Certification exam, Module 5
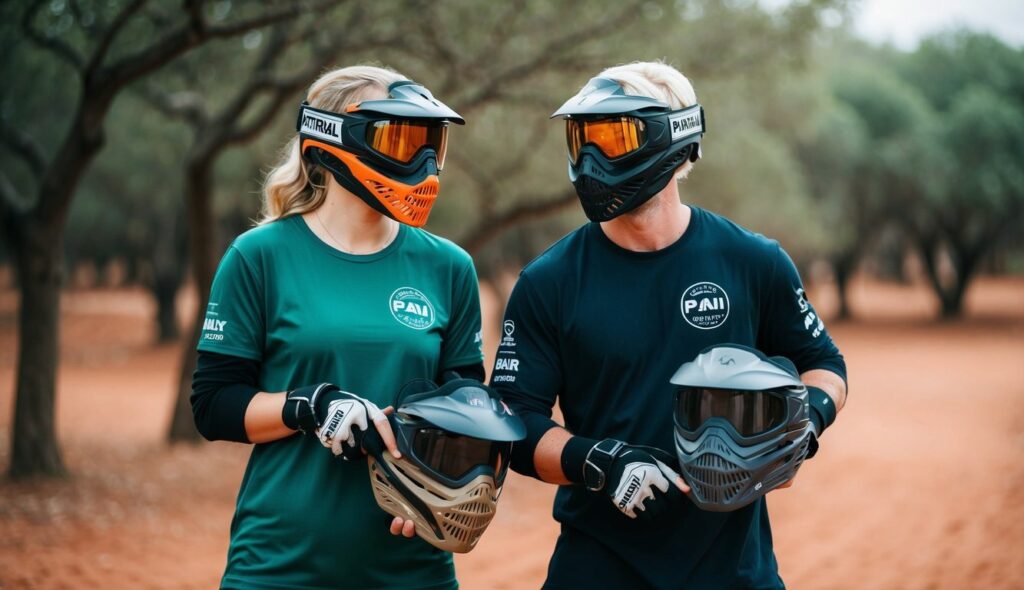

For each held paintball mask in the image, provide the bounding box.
[550,77,706,222]
[362,376,526,553]
[670,345,812,512]
[296,80,465,227]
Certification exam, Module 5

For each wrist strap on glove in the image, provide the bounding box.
[583,439,625,491]
[806,386,836,459]
[283,383,340,433]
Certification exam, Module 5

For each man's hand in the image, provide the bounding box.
[598,442,690,520]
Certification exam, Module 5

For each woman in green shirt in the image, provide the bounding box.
[191,65,483,590]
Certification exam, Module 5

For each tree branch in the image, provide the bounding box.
[224,90,297,146]
[137,85,207,126]
[84,0,149,76]
[453,3,643,113]
[203,0,339,39]
[21,0,85,70]
[0,115,48,176]
[94,0,337,99]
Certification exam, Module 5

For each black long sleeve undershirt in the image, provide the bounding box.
[191,351,486,443]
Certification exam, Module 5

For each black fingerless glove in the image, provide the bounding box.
[561,437,683,521]
[282,383,342,433]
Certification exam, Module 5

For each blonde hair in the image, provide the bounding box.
[597,60,699,179]
[259,65,408,224]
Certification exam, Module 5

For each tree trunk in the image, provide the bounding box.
[6,108,102,478]
[938,243,983,319]
[150,204,186,343]
[832,255,855,321]
[168,158,218,442]
[8,221,66,478]
[153,277,180,342]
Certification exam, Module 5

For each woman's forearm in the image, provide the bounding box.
[244,392,297,443]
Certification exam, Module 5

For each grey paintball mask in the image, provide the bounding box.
[670,345,811,512]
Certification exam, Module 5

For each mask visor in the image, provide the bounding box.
[566,116,646,164]
[675,388,787,437]
[410,427,512,484]
[366,120,449,169]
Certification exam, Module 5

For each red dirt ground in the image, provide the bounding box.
[1,276,1023,589]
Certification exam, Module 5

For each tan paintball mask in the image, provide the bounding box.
[362,376,526,553]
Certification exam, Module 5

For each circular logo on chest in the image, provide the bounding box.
[680,282,730,330]
[389,287,435,330]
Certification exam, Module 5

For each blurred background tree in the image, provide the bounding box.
[0,0,342,477]
[2,0,1023,477]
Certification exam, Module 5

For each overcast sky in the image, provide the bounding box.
[853,0,1024,48]
[758,0,1024,49]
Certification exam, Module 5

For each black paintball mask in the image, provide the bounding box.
[363,375,526,553]
[551,77,706,222]
[670,345,812,512]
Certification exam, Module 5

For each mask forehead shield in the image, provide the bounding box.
[354,80,465,124]
[398,380,527,442]
[671,344,802,391]
[551,77,669,118]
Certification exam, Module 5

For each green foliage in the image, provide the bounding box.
[8,1,1022,305]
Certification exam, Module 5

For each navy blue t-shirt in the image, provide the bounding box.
[491,207,846,589]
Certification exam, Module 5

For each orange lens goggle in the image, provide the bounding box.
[566,117,646,164]
[367,120,449,170]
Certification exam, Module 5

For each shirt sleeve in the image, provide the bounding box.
[490,273,564,476]
[197,245,265,361]
[439,257,484,370]
[757,244,847,382]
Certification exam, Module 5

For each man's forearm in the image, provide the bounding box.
[801,368,847,412]
[534,426,574,485]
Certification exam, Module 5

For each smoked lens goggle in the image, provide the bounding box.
[675,387,787,438]
[367,120,449,170]
[408,427,512,486]
[565,116,646,164]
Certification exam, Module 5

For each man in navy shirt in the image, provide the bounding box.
[490,61,847,589]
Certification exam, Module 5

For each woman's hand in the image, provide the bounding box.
[315,392,401,459]
[372,406,402,459]
[389,516,416,538]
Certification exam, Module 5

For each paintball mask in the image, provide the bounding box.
[551,77,706,221]
[296,80,465,227]
[364,377,526,553]
[670,345,812,512]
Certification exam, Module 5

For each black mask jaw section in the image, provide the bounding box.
[572,143,691,222]
[307,147,396,220]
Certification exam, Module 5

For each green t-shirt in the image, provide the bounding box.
[198,215,483,590]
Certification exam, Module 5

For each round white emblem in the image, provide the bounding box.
[680,282,730,330]
[389,287,435,330]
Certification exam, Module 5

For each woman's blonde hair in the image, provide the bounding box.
[259,65,408,224]
[597,60,699,179]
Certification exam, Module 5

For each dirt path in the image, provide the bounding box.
[1,278,1023,589]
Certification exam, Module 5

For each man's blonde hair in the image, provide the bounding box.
[598,61,699,178]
